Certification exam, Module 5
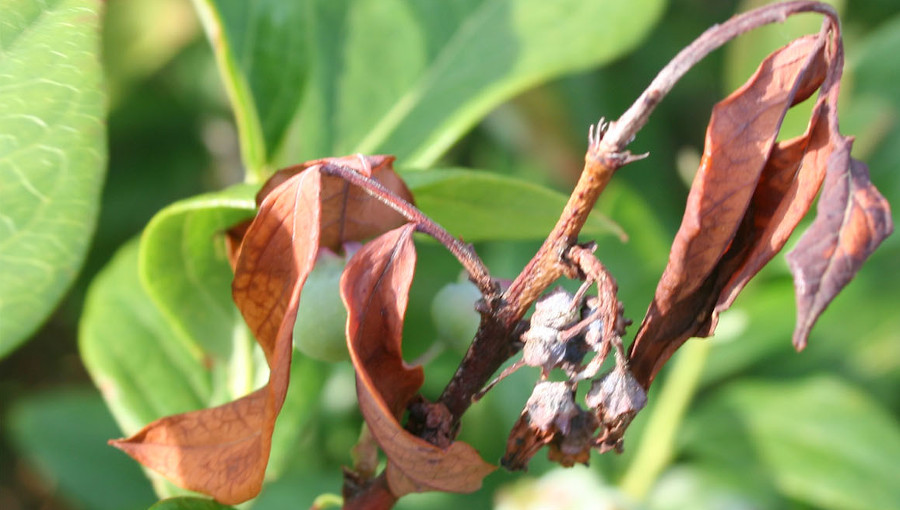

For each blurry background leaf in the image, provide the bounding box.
[403,168,625,242]
[682,376,900,510]
[103,0,200,106]
[5,388,156,510]
[851,13,900,193]
[284,0,666,167]
[0,0,106,357]
[191,0,310,179]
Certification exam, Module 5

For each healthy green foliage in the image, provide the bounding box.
[191,0,309,179]
[404,168,626,241]
[80,241,213,438]
[684,377,900,510]
[0,0,106,356]
[6,389,156,510]
[196,0,666,174]
[138,184,257,360]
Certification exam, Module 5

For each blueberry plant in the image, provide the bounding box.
[106,1,893,507]
[4,1,899,510]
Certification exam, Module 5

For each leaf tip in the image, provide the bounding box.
[792,331,809,352]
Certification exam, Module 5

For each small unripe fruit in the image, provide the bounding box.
[431,277,481,351]
[293,248,351,362]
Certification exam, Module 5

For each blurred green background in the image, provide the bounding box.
[1,0,898,509]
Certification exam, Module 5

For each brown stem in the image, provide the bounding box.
[601,0,839,153]
[321,163,498,300]
[342,471,396,510]
[438,124,629,421]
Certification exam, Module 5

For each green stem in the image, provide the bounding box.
[191,0,269,183]
[618,338,711,500]
[311,493,343,509]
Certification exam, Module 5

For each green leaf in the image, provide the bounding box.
[266,357,328,480]
[850,14,900,172]
[191,0,310,180]
[647,464,780,510]
[853,14,900,107]
[79,240,211,437]
[289,0,666,167]
[6,388,156,510]
[149,497,236,510]
[139,184,257,360]
[403,168,625,241]
[698,279,796,386]
[0,0,107,357]
[683,377,900,510]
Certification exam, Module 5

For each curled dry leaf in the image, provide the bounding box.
[628,32,834,388]
[112,156,415,504]
[257,154,414,251]
[787,139,893,349]
[342,224,495,498]
[112,169,324,504]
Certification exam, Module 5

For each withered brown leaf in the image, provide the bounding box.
[112,168,324,504]
[628,33,830,387]
[342,224,495,497]
[787,138,893,349]
[112,156,416,504]
[257,154,414,251]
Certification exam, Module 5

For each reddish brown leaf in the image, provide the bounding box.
[111,169,324,504]
[257,154,414,251]
[713,107,830,310]
[342,224,495,497]
[232,170,323,362]
[628,34,829,387]
[110,389,272,504]
[787,138,893,349]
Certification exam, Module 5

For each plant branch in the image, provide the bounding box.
[321,163,498,300]
[433,0,844,430]
[600,0,839,154]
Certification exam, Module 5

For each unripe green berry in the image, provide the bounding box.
[431,277,481,351]
[293,248,351,362]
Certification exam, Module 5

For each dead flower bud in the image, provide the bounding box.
[586,365,647,453]
[526,381,580,432]
[502,381,584,470]
[547,407,599,467]
[530,287,580,329]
